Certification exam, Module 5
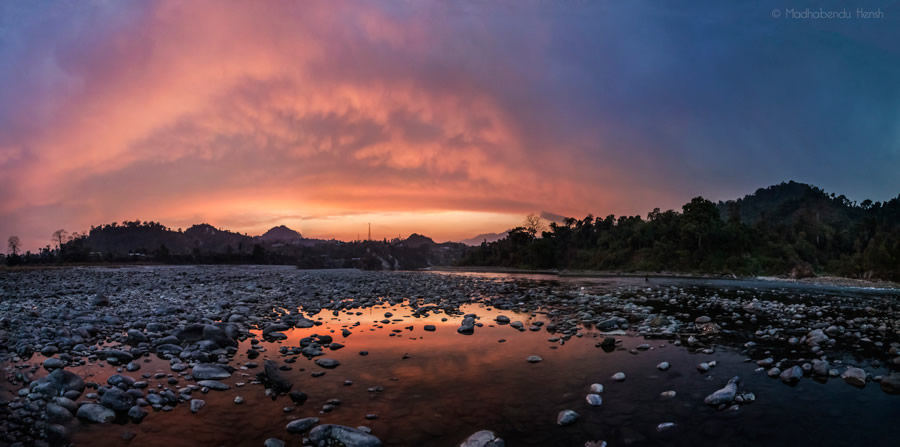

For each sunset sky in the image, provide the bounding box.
[2,1,899,251]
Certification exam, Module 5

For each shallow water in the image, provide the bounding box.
[3,267,898,447]
[63,293,899,447]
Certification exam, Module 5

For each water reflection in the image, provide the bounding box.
[66,297,900,447]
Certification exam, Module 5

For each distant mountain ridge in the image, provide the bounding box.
[459,230,510,246]
[259,225,303,242]
[40,220,467,270]
[401,233,435,248]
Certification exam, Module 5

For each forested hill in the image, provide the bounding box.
[3,221,467,270]
[717,181,866,228]
[459,181,900,281]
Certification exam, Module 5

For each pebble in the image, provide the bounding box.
[557,409,579,426]
[657,422,677,432]
[286,417,319,434]
[460,430,504,447]
[190,399,206,413]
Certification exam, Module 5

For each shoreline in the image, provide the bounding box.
[3,263,898,290]
[428,266,900,290]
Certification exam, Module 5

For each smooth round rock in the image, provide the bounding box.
[286,417,320,434]
[557,410,579,426]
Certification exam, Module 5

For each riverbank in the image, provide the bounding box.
[431,266,900,290]
[756,275,900,290]
[2,266,899,446]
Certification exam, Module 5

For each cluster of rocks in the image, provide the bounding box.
[0,267,898,446]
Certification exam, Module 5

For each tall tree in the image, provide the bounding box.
[523,213,544,239]
[7,236,20,256]
[681,197,720,251]
[52,229,68,250]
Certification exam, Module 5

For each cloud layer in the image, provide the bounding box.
[1,1,898,250]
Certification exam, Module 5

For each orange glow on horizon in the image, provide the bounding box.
[0,0,685,251]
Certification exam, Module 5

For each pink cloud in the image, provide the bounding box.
[0,0,680,251]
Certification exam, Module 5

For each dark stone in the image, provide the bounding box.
[100,387,136,412]
[76,404,115,423]
[191,364,232,380]
[314,358,340,369]
[308,424,382,447]
[286,417,319,433]
[258,360,293,392]
[288,391,308,404]
[33,368,85,396]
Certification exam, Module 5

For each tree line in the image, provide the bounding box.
[2,221,465,270]
[458,182,900,281]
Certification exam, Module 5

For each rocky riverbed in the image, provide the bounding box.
[1,266,899,446]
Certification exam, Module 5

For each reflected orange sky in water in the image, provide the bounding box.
[9,296,891,447]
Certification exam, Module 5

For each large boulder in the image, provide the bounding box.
[191,364,232,380]
[155,344,184,355]
[46,403,74,424]
[308,424,382,447]
[790,262,815,279]
[198,380,230,391]
[704,376,740,406]
[175,323,205,342]
[557,410,579,426]
[263,323,291,337]
[460,430,505,447]
[107,374,136,388]
[806,329,829,348]
[257,360,293,392]
[202,324,237,348]
[100,387,135,412]
[841,367,866,387]
[780,366,803,384]
[457,315,476,334]
[126,329,148,345]
[33,368,85,396]
[812,359,830,376]
[286,417,319,434]
[596,319,618,331]
[880,373,900,395]
[315,358,341,369]
[91,294,110,307]
[76,404,115,423]
[100,349,134,363]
